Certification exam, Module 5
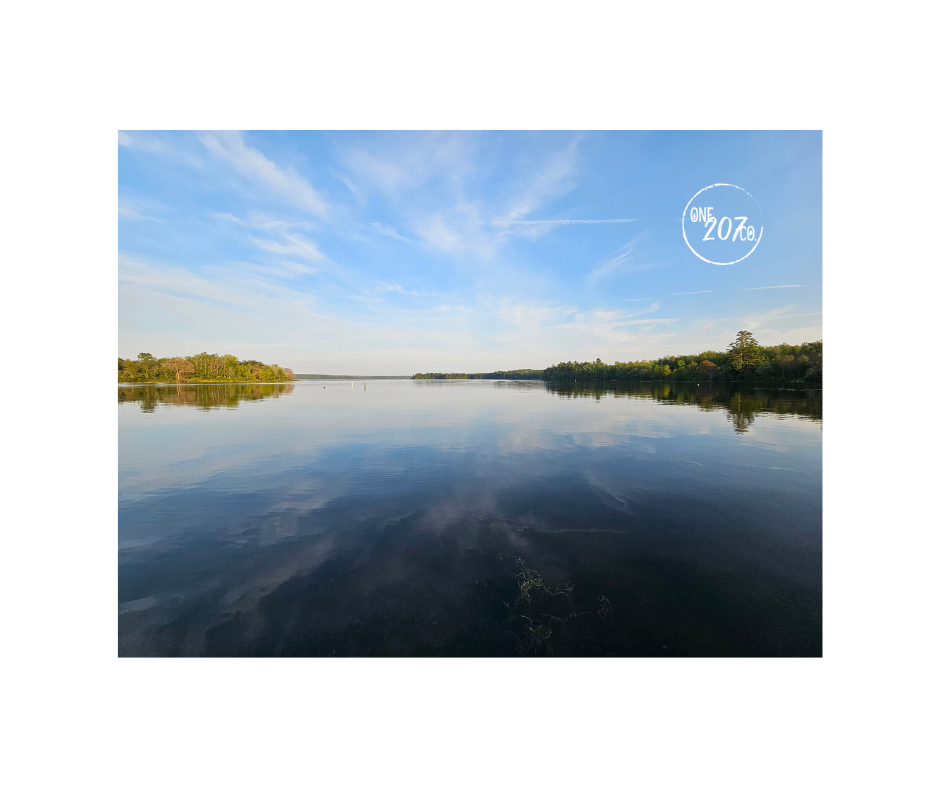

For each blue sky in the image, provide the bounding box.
[118,131,821,373]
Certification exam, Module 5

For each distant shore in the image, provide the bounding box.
[294,374,412,380]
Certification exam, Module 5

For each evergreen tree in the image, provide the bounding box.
[727,330,762,372]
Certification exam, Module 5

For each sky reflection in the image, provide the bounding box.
[119,380,821,656]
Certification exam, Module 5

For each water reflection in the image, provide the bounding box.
[118,383,294,412]
[119,380,822,657]
[546,382,821,433]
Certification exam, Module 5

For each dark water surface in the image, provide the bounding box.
[119,380,822,657]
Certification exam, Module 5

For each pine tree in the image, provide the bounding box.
[727,330,762,372]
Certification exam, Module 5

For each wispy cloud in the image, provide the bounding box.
[379,283,422,295]
[279,261,315,275]
[209,211,244,224]
[697,306,820,335]
[252,233,326,262]
[332,169,363,201]
[491,218,636,227]
[370,223,409,242]
[501,137,580,222]
[119,132,164,154]
[119,198,160,222]
[336,135,602,257]
[588,234,647,282]
[413,215,465,252]
[742,285,803,290]
[118,131,204,168]
[340,133,477,197]
[198,131,328,217]
[210,211,313,232]
[673,290,713,295]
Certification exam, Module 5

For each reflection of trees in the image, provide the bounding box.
[118,383,294,413]
[545,382,821,433]
[725,392,759,433]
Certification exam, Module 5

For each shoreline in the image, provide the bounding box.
[118,379,822,390]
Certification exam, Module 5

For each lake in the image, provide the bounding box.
[118,379,822,657]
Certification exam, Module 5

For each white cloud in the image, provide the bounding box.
[252,233,326,261]
[340,133,477,197]
[673,290,714,295]
[210,211,314,233]
[332,169,363,200]
[500,137,580,222]
[345,148,415,193]
[413,215,464,252]
[118,131,204,168]
[370,223,409,241]
[197,131,328,217]
[280,261,316,275]
[209,211,244,224]
[588,234,648,282]
[118,202,143,220]
[119,198,159,222]
[341,134,590,255]
[491,218,636,227]
[379,283,423,295]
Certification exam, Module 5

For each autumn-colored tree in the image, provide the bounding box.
[699,359,718,380]
[165,357,195,383]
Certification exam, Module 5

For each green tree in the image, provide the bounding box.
[727,330,762,373]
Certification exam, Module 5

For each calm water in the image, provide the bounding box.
[118,380,822,657]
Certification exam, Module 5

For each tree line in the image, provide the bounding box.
[118,352,294,383]
[119,332,820,386]
[413,369,543,380]
[415,333,822,386]
[543,332,821,385]
[294,374,412,380]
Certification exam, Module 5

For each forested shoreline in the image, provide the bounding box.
[413,369,543,380]
[118,352,294,383]
[416,333,822,386]
[119,333,821,387]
